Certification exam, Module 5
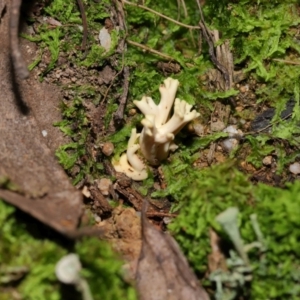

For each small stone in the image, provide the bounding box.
[222,138,238,152]
[99,27,111,51]
[128,108,137,116]
[193,123,205,136]
[94,214,101,223]
[82,186,91,198]
[222,125,243,152]
[211,120,225,132]
[262,156,272,166]
[102,142,114,156]
[97,178,112,196]
[239,85,249,93]
[163,217,173,225]
[289,162,300,174]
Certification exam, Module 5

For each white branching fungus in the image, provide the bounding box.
[113,128,148,181]
[113,77,200,180]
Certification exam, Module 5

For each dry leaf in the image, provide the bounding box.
[136,204,210,300]
[0,4,82,235]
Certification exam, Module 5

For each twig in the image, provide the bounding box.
[273,58,300,65]
[178,0,196,47]
[127,39,176,61]
[101,56,125,105]
[127,39,194,68]
[122,0,200,30]
[146,212,178,218]
[107,0,129,131]
[76,0,88,59]
[113,65,130,126]
[10,0,29,79]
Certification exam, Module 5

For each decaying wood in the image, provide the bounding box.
[206,30,234,91]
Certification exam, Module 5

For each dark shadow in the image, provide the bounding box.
[0,4,6,20]
[9,60,30,115]
[8,0,38,115]
[14,208,75,251]
[13,208,82,300]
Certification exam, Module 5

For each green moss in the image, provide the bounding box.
[0,200,137,300]
[167,163,300,298]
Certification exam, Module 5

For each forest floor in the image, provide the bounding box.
[1,1,300,299]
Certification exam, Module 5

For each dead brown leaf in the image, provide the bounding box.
[0,3,82,235]
[136,204,210,300]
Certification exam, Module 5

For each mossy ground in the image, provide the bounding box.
[2,0,300,299]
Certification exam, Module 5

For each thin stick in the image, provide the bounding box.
[179,0,196,47]
[273,58,300,65]
[146,212,178,218]
[123,0,200,30]
[127,39,177,61]
[76,0,88,59]
[10,0,29,79]
[127,39,194,68]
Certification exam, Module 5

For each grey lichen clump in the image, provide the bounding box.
[113,77,200,180]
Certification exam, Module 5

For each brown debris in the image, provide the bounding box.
[208,229,227,273]
[89,184,113,216]
[157,61,181,75]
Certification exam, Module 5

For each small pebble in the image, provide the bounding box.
[289,162,300,174]
[223,125,243,137]
[222,138,239,152]
[102,142,114,156]
[239,85,249,93]
[262,156,272,166]
[97,178,112,196]
[94,214,101,223]
[82,186,91,198]
[99,27,111,51]
[128,108,137,116]
[42,130,47,137]
[222,125,243,152]
[193,123,205,136]
[163,217,173,225]
[211,120,225,132]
